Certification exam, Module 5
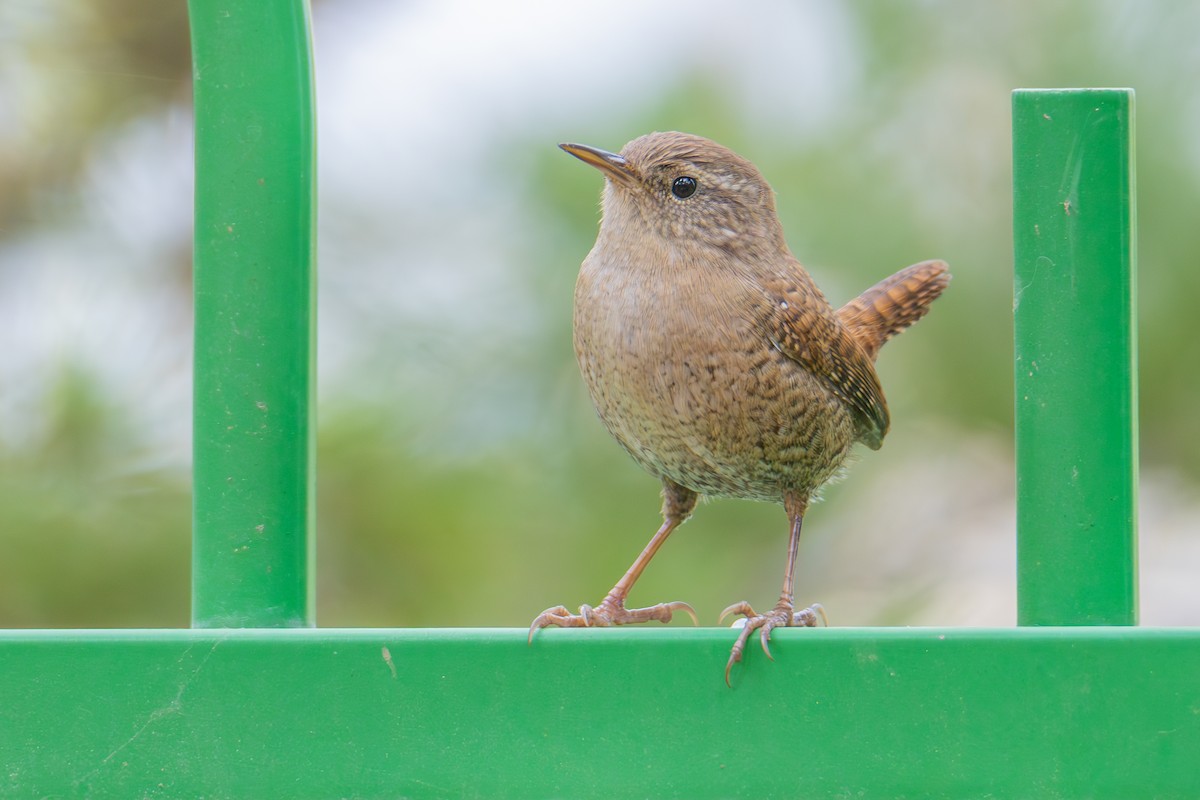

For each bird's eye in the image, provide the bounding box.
[671,176,698,199]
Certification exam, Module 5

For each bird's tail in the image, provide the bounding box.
[838,259,951,361]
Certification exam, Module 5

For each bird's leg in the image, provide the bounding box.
[719,492,825,685]
[529,481,698,641]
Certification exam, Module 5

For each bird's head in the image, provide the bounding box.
[560,131,786,258]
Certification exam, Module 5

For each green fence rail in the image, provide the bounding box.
[1013,89,1139,627]
[190,0,317,629]
[1,2,1194,797]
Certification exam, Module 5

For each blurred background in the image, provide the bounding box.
[1,0,1197,628]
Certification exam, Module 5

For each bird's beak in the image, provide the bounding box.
[559,142,637,185]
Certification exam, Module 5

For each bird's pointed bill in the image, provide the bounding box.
[560,143,637,185]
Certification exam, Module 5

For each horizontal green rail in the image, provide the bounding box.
[4,628,1200,799]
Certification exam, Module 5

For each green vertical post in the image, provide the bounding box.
[188,0,316,627]
[1012,89,1138,626]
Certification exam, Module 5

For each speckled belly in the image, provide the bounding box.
[575,324,858,504]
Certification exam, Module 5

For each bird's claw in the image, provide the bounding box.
[720,600,826,686]
[528,598,697,643]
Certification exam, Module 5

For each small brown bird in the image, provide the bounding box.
[530,131,949,684]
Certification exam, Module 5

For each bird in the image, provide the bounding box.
[528,131,950,685]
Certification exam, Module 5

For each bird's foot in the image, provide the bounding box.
[527,596,697,643]
[718,600,827,686]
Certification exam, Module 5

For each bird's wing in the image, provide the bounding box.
[762,271,890,450]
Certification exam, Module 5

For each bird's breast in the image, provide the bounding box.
[572,251,856,501]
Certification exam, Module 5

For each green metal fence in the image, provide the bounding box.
[190,0,317,630]
[1014,89,1139,628]
[2,2,1195,797]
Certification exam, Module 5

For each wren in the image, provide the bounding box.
[529,131,950,684]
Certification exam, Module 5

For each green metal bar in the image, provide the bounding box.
[188,0,316,627]
[3,628,1199,797]
[1013,89,1138,626]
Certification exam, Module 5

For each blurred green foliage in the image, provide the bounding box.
[0,363,189,625]
[2,1,1197,628]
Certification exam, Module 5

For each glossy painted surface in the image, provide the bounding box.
[1013,89,1138,627]
[4,627,1199,798]
[189,0,317,628]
